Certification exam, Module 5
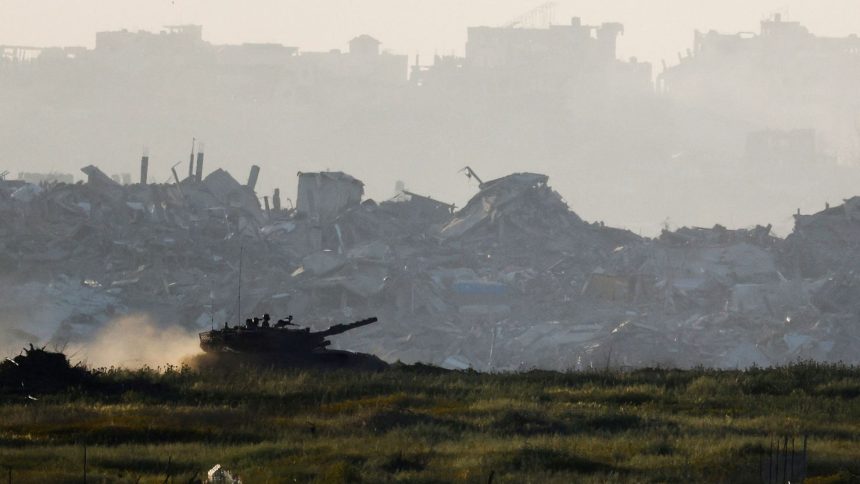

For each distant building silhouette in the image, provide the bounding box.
[659,14,860,163]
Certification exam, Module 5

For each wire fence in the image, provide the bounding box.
[760,434,807,484]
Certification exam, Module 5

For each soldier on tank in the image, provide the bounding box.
[275,315,294,328]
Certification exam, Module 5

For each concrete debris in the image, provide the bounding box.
[2,159,860,371]
[10,183,43,202]
[296,171,364,223]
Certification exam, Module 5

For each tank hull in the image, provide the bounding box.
[189,349,389,371]
[199,327,326,354]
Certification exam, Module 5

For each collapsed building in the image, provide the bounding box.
[1,156,859,371]
[6,15,860,239]
[0,16,664,228]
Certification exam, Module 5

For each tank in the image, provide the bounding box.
[198,316,378,355]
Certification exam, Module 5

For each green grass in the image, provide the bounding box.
[0,361,859,483]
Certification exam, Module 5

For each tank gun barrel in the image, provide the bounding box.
[317,317,378,337]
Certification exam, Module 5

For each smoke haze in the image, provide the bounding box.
[3,2,860,370]
[71,314,200,369]
[4,0,860,66]
[3,2,860,234]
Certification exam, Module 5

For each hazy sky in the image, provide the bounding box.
[3,0,860,69]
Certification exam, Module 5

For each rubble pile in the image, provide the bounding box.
[1,163,859,370]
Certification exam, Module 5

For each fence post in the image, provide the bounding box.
[788,435,794,482]
[803,434,809,478]
[772,437,777,484]
[162,455,172,484]
[761,434,809,484]
[83,443,87,483]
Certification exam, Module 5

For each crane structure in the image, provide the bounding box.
[503,2,558,29]
[459,166,485,188]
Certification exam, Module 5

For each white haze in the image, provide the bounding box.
[2,1,860,234]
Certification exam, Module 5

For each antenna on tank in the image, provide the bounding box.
[236,245,244,322]
[210,288,215,331]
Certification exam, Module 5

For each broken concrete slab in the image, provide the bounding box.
[296,171,364,223]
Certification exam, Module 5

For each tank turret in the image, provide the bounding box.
[198,316,378,355]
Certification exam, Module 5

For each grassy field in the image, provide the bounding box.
[0,360,859,483]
